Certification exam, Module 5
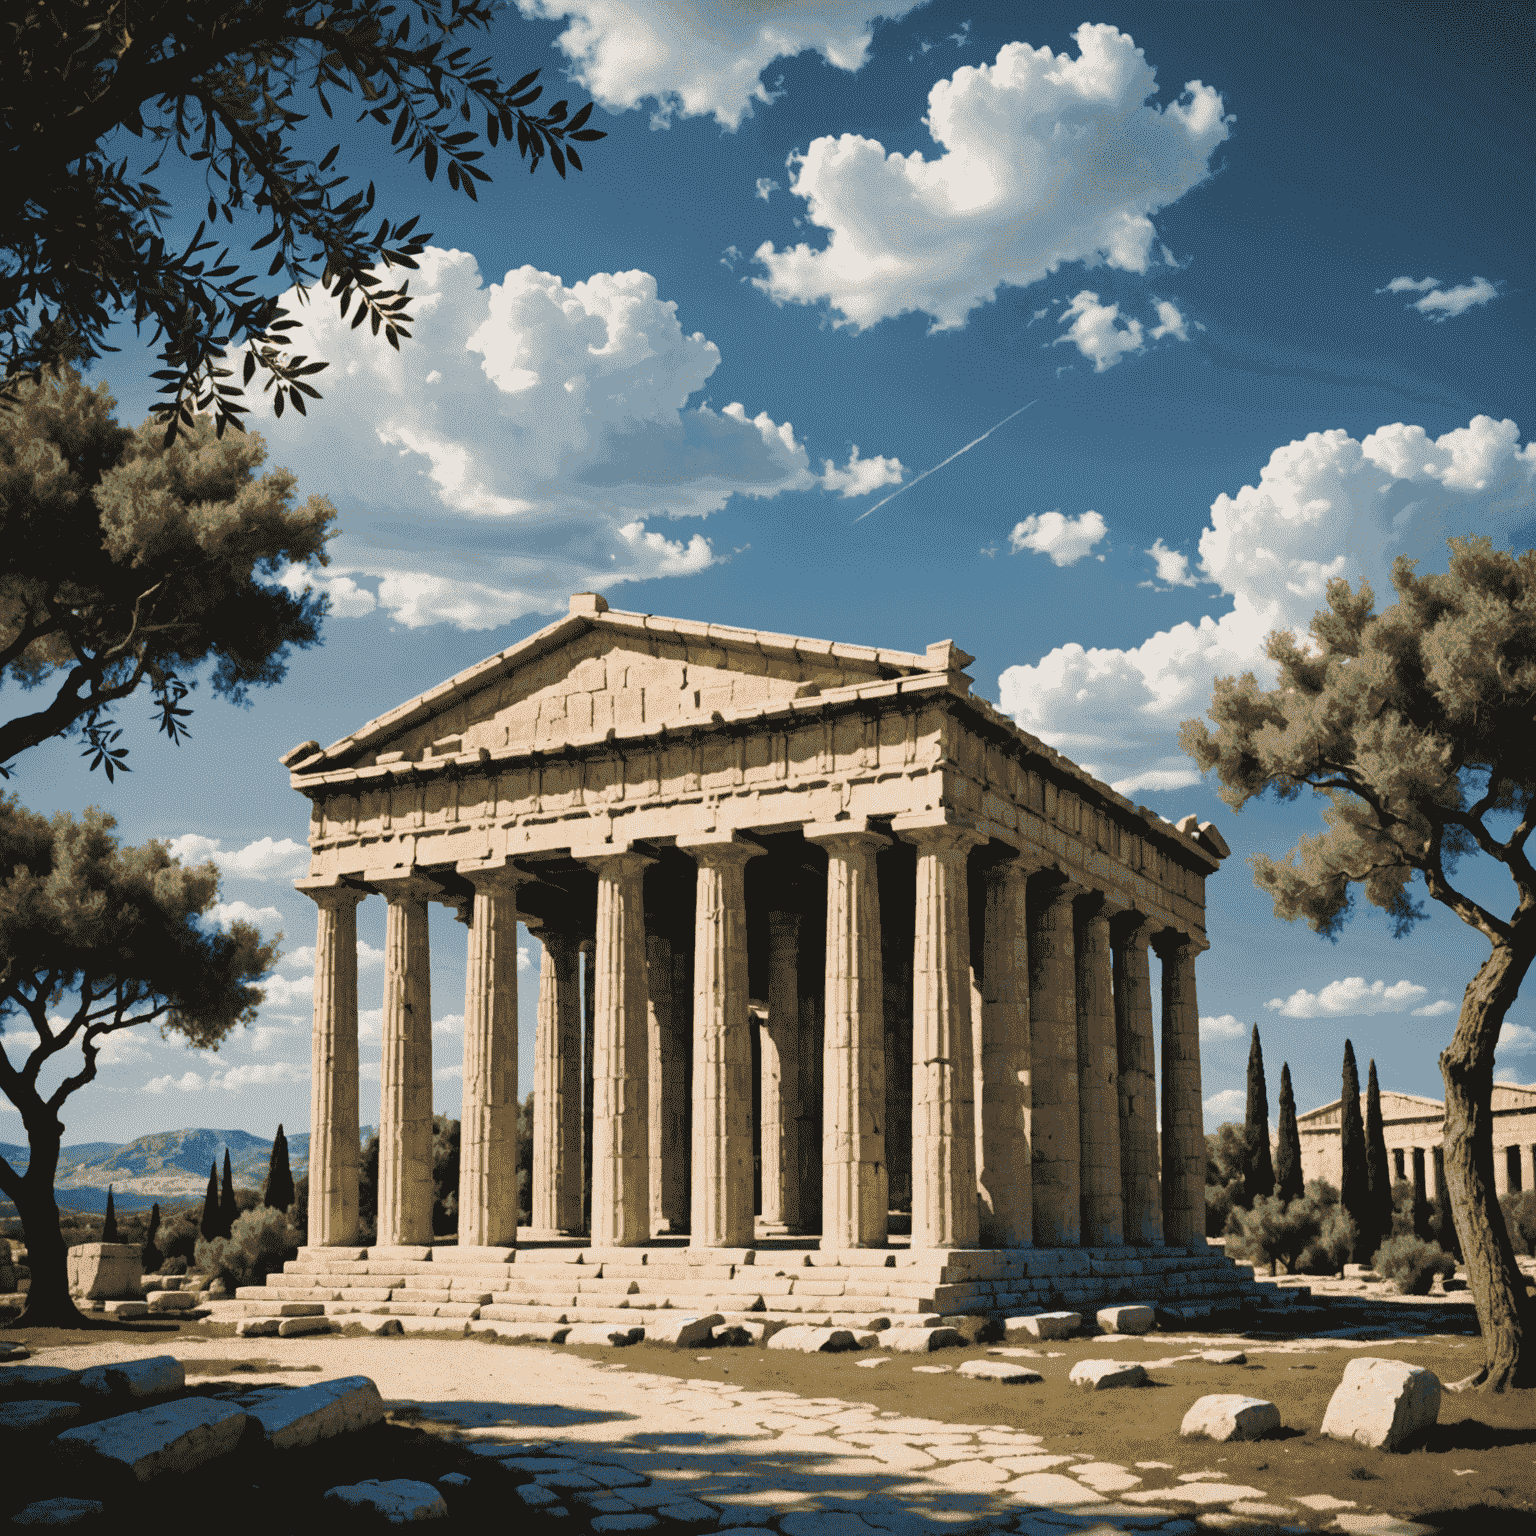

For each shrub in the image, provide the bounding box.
[160,1254,188,1276]
[1373,1234,1457,1295]
[1226,1193,1323,1275]
[1299,1203,1356,1276]
[157,1211,201,1264]
[195,1205,300,1290]
[1500,1189,1536,1257]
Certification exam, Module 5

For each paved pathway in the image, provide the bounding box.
[30,1335,1435,1536]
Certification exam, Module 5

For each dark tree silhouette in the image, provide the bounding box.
[142,1202,163,1273]
[199,1164,221,1241]
[1275,1062,1304,1203]
[1365,1059,1395,1259]
[1241,1025,1275,1206]
[101,1186,118,1243]
[1340,1041,1369,1262]
[218,1149,237,1239]
[264,1123,295,1211]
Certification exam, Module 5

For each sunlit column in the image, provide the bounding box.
[978,854,1032,1248]
[1113,914,1163,1245]
[531,926,582,1234]
[1156,931,1207,1248]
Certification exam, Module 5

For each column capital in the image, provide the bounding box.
[1031,867,1088,904]
[803,818,890,852]
[1077,889,1132,922]
[1152,927,1210,958]
[890,813,987,855]
[1110,908,1156,947]
[295,877,366,910]
[581,847,656,880]
[677,831,764,867]
[456,856,529,895]
[366,869,444,903]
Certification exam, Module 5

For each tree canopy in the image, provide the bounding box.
[2,1,604,438]
[0,367,334,777]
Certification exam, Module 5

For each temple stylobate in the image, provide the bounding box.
[285,595,1231,1261]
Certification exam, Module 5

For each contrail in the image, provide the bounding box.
[853,399,1039,523]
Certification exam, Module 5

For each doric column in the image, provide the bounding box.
[760,910,803,1232]
[1113,914,1163,1245]
[1156,932,1207,1248]
[374,875,436,1247]
[679,833,762,1248]
[531,927,582,1233]
[1076,895,1124,1247]
[647,932,688,1234]
[896,816,987,1252]
[978,855,1032,1248]
[1431,1144,1446,1207]
[1411,1146,1428,1220]
[1494,1143,1510,1197]
[585,849,653,1247]
[456,863,523,1249]
[807,824,890,1250]
[1029,874,1082,1247]
[301,881,365,1247]
[581,942,595,1233]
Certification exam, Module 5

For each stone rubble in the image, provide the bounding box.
[1179,1393,1283,1442]
[1320,1357,1441,1452]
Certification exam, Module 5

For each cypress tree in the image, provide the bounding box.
[264,1124,295,1212]
[142,1203,162,1273]
[102,1186,118,1243]
[218,1149,237,1238]
[1275,1062,1304,1203]
[1339,1039,1370,1263]
[1241,1025,1275,1206]
[199,1163,220,1239]
[1365,1060,1394,1260]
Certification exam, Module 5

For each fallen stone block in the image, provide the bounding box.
[514,1483,564,1510]
[100,1300,148,1320]
[0,1398,82,1436]
[1321,1357,1441,1451]
[564,1323,644,1346]
[278,1314,335,1337]
[324,1479,447,1523]
[1200,1350,1248,1365]
[881,1326,961,1353]
[957,1359,1042,1384]
[0,1366,78,1401]
[1069,1359,1148,1391]
[471,1320,569,1343]
[1097,1304,1155,1336]
[67,1243,142,1301]
[357,1316,405,1337]
[246,1374,384,1450]
[719,1318,787,1346]
[946,1314,1004,1345]
[1008,1311,1080,1340]
[591,1516,658,1533]
[75,1356,184,1402]
[642,1313,721,1348]
[394,1315,462,1336]
[766,1325,857,1354]
[9,1497,105,1527]
[1180,1394,1282,1442]
[145,1290,198,1313]
[235,1318,281,1338]
[54,1397,246,1485]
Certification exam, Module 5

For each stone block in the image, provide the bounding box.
[723,1318,788,1346]
[514,1484,563,1510]
[1179,1394,1282,1442]
[945,1314,1004,1344]
[563,1323,643,1346]
[100,1300,148,1319]
[75,1356,184,1401]
[0,1398,82,1435]
[1097,1304,1155,1335]
[145,1290,198,1312]
[471,1320,570,1342]
[641,1313,722,1348]
[66,1244,142,1301]
[395,1316,464,1336]
[247,1375,384,1449]
[881,1326,961,1353]
[1008,1311,1080,1339]
[1200,1350,1248,1365]
[235,1317,281,1337]
[55,1397,246,1485]
[355,1316,404,1336]
[324,1479,447,1523]
[440,1247,516,1264]
[1321,1357,1441,1451]
[367,1246,434,1263]
[957,1360,1042,1384]
[0,1366,78,1401]
[8,1497,105,1526]
[766,1326,856,1353]
[278,1314,335,1337]
[1069,1359,1147,1391]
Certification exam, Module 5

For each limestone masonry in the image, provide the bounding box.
[282,597,1239,1295]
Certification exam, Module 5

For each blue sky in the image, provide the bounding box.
[4,1,1534,1152]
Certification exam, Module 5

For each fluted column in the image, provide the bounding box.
[1076,895,1123,1246]
[581,941,595,1233]
[680,833,762,1248]
[1113,915,1163,1245]
[648,932,688,1234]
[1030,874,1082,1246]
[979,856,1032,1248]
[302,882,365,1247]
[1157,932,1207,1248]
[456,864,523,1249]
[807,825,889,1250]
[760,910,803,1232]
[374,875,436,1247]
[897,817,987,1252]
[532,927,583,1233]
[586,849,653,1247]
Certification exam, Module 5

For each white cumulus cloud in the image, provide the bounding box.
[1203,1087,1245,1123]
[820,445,905,498]
[514,2,917,129]
[1379,275,1441,295]
[1055,291,1144,372]
[756,177,781,201]
[1200,1014,1247,1041]
[1411,999,1456,1018]
[1008,509,1107,567]
[998,414,1536,792]
[1266,977,1428,1019]
[1378,274,1498,320]
[1497,1022,1536,1058]
[166,833,309,881]
[206,900,284,932]
[144,1061,305,1093]
[754,25,1229,331]
[260,973,313,1011]
[1146,538,1199,587]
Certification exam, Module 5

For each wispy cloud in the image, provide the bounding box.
[1266,977,1427,1018]
[1200,1014,1247,1041]
[1378,274,1499,321]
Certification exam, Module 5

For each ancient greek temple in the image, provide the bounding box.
[285,596,1230,1259]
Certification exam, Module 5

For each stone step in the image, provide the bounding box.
[238,1285,340,1303]
[477,1303,646,1326]
[381,1301,482,1319]
[205,1300,326,1319]
[392,1288,491,1306]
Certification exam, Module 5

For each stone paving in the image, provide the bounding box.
[24,1333,1439,1536]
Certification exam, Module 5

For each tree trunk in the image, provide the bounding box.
[1440,935,1536,1391]
[0,1120,87,1329]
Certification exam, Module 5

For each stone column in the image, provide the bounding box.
[1029,875,1082,1247]
[302,882,365,1247]
[532,927,583,1234]
[1076,895,1124,1247]
[1157,932,1207,1248]
[760,910,803,1232]
[1412,1146,1428,1220]
[374,875,436,1247]
[897,817,987,1252]
[1113,915,1163,1245]
[978,856,1031,1248]
[586,850,653,1248]
[456,865,523,1249]
[647,932,688,1234]
[1431,1144,1446,1207]
[1494,1144,1510,1197]
[581,942,595,1233]
[807,825,890,1250]
[680,834,762,1248]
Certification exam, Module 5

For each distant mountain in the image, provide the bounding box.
[1,1142,119,1177]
